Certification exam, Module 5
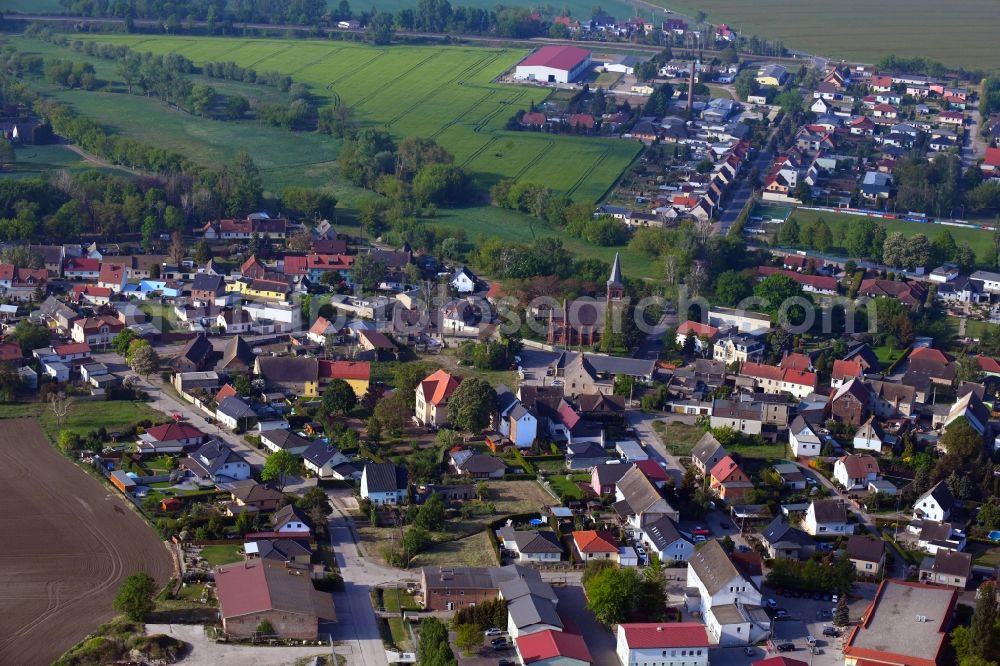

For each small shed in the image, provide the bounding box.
[161,497,183,511]
[110,470,136,493]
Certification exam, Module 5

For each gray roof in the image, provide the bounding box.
[457,453,506,475]
[497,572,558,603]
[257,355,319,384]
[918,481,956,513]
[642,515,687,550]
[262,429,310,451]
[497,528,563,554]
[607,252,623,288]
[507,594,563,630]
[925,549,971,577]
[846,535,885,563]
[302,440,343,467]
[691,432,726,466]
[253,538,311,561]
[593,463,630,486]
[422,566,497,591]
[186,439,247,475]
[220,335,255,369]
[217,396,255,420]
[846,580,956,661]
[363,462,408,493]
[762,515,813,549]
[272,504,310,531]
[688,540,747,596]
[810,499,848,523]
[559,351,656,378]
[191,273,224,292]
[567,441,610,461]
[616,465,664,515]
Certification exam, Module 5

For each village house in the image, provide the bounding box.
[803,499,853,536]
[739,362,817,399]
[691,432,727,476]
[834,454,880,490]
[361,462,408,505]
[919,550,972,589]
[614,465,679,529]
[709,456,753,501]
[414,369,462,427]
[572,530,621,563]
[71,314,124,345]
[789,416,823,457]
[913,481,956,522]
[260,429,311,456]
[761,515,815,560]
[214,560,333,640]
[615,623,709,666]
[225,480,284,514]
[591,463,630,496]
[301,440,348,479]
[136,422,204,455]
[686,540,766,646]
[0,263,47,301]
[182,439,251,483]
[846,534,886,576]
[640,515,693,563]
[496,528,563,563]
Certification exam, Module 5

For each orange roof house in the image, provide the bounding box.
[572,530,619,561]
[415,369,463,427]
[709,456,753,500]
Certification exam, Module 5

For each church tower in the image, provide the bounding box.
[606,252,624,302]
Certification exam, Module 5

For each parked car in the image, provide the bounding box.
[766,598,777,609]
[693,535,707,543]
[491,637,508,647]
[817,609,832,620]
[832,594,839,603]
[777,642,796,652]
[498,660,513,666]
[485,628,504,636]
[806,635,817,646]
[775,610,790,619]
[823,626,839,637]
[692,526,710,536]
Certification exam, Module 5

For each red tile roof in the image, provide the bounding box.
[975,355,1000,374]
[420,369,462,405]
[909,346,951,365]
[309,316,333,336]
[676,320,719,338]
[710,455,746,483]
[985,146,1000,168]
[319,360,370,381]
[516,629,592,664]
[832,359,864,381]
[52,342,90,356]
[98,262,125,284]
[215,384,238,403]
[619,622,708,649]
[758,266,838,292]
[145,422,204,442]
[635,459,669,483]
[63,256,101,272]
[568,113,595,129]
[780,352,812,372]
[521,111,547,126]
[573,530,619,553]
[837,453,880,479]
[519,45,591,71]
[0,342,21,362]
[741,361,817,388]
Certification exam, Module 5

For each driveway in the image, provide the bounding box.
[554,585,617,665]
[145,624,336,665]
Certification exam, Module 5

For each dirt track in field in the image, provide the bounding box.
[0,418,173,665]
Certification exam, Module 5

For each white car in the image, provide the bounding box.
[551,379,564,386]
[693,535,707,543]
[484,628,504,636]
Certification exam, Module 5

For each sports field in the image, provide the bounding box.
[776,207,996,263]
[656,0,1000,70]
[70,35,640,202]
[0,418,173,665]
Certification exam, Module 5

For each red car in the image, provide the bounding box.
[692,526,710,536]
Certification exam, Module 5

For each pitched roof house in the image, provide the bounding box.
[415,369,462,427]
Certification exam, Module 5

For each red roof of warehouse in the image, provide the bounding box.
[619,622,708,648]
[519,45,591,71]
[516,629,592,663]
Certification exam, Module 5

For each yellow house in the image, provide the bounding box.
[631,84,654,95]
[319,360,371,397]
[255,356,320,397]
[756,64,788,87]
[225,280,248,294]
[244,278,289,302]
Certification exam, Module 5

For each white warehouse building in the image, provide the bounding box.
[514,45,592,84]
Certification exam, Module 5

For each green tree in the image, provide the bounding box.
[882,232,907,267]
[194,239,212,264]
[938,417,984,459]
[235,509,258,535]
[128,341,160,378]
[447,377,497,432]
[224,151,262,216]
[112,328,138,357]
[753,273,808,321]
[352,253,387,293]
[584,565,641,625]
[10,320,50,354]
[454,623,481,655]
[402,526,430,564]
[256,619,276,636]
[415,492,446,531]
[367,11,395,44]
[714,270,751,306]
[323,378,357,415]
[834,594,850,626]
[418,617,456,665]
[261,449,298,490]
[112,572,157,621]
[778,217,801,246]
[970,582,998,658]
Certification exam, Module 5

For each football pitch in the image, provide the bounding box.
[72,35,640,202]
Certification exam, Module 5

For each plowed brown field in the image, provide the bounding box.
[0,418,173,664]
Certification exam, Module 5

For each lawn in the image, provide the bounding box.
[653,0,1000,70]
[199,544,245,566]
[380,587,420,613]
[779,207,997,264]
[872,344,906,368]
[0,144,131,181]
[652,420,708,457]
[546,473,591,501]
[0,399,164,441]
[728,441,788,460]
[60,34,640,203]
[410,530,499,568]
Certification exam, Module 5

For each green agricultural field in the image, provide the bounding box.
[346,0,641,22]
[781,207,996,264]
[654,0,1000,70]
[68,34,640,202]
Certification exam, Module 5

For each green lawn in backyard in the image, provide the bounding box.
[199,544,245,566]
[652,0,1000,71]
[971,543,1000,568]
[139,301,180,333]
[546,473,591,501]
[0,144,131,181]
[60,34,640,203]
[778,207,996,264]
[728,441,788,460]
[0,399,164,441]
[381,587,421,613]
[409,530,499,568]
[652,420,708,457]
[872,344,906,368]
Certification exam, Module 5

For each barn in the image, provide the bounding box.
[514,46,592,84]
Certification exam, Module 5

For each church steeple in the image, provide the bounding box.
[607,252,624,301]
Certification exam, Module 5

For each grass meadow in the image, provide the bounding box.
[65,34,640,202]
[654,0,1000,70]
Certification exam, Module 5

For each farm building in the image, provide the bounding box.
[514,46,592,84]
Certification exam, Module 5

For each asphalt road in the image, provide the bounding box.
[717,149,772,235]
